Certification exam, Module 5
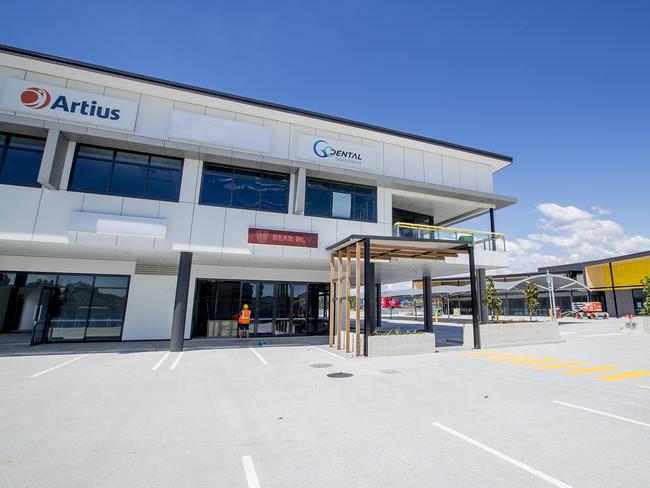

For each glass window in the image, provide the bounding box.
[0,272,16,286]
[25,274,56,287]
[305,178,376,222]
[261,174,289,212]
[215,281,241,320]
[94,276,130,288]
[49,278,94,341]
[0,134,46,188]
[199,164,289,213]
[85,287,127,339]
[147,157,182,201]
[69,156,112,193]
[332,190,352,219]
[69,145,182,202]
[110,160,147,197]
[354,186,376,222]
[232,170,261,209]
[305,179,331,217]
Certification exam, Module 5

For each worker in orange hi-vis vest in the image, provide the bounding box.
[238,303,252,338]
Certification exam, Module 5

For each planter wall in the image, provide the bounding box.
[467,321,562,348]
[366,332,436,357]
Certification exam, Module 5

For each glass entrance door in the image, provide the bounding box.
[31,287,54,345]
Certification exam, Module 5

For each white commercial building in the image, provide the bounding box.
[0,45,515,347]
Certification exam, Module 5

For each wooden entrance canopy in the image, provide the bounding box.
[325,235,479,356]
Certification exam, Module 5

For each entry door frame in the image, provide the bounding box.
[31,286,56,345]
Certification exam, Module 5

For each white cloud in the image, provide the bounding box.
[505,203,650,273]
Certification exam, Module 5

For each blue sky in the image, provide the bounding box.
[2,0,648,270]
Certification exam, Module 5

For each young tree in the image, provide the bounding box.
[524,281,540,322]
[483,276,503,321]
[640,276,650,316]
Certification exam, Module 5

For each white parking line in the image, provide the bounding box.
[553,401,650,428]
[580,333,621,338]
[559,332,579,335]
[169,352,184,370]
[241,455,261,488]
[30,354,88,378]
[432,422,573,488]
[248,347,268,365]
[152,351,170,371]
[637,385,650,390]
[313,346,345,359]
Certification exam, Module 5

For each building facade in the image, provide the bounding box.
[0,45,515,344]
[541,251,650,317]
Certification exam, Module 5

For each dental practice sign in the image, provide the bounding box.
[295,133,377,172]
[0,78,138,131]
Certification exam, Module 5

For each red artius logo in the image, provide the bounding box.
[20,87,51,109]
[18,86,122,120]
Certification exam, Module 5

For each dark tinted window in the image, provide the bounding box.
[200,164,289,213]
[69,145,182,201]
[305,178,376,222]
[0,133,46,187]
[305,179,331,217]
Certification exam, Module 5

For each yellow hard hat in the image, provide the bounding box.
[243,304,249,310]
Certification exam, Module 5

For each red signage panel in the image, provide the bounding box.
[248,228,318,248]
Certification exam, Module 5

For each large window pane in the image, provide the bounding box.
[85,287,126,339]
[69,145,182,202]
[147,166,181,201]
[94,276,129,288]
[354,186,376,222]
[200,167,233,206]
[69,157,112,193]
[332,191,352,219]
[305,179,331,217]
[232,170,261,209]
[0,148,43,187]
[110,162,147,196]
[261,174,289,212]
[49,280,93,341]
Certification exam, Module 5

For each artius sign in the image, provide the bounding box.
[0,78,138,131]
[248,228,318,248]
[294,133,377,172]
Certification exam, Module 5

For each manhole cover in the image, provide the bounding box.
[310,363,333,368]
[327,372,353,378]
[380,369,401,375]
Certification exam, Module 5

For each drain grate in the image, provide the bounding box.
[327,372,353,378]
[310,363,333,368]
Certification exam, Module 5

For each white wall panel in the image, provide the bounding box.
[135,95,173,139]
[222,208,256,257]
[179,158,200,203]
[423,152,444,185]
[122,274,176,340]
[309,216,338,260]
[263,119,291,159]
[459,159,478,191]
[189,204,226,253]
[442,156,461,188]
[156,201,194,251]
[33,190,83,243]
[476,163,492,193]
[383,143,405,179]
[0,185,41,241]
[404,148,424,182]
[77,193,123,247]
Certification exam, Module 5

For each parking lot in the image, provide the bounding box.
[1,317,648,488]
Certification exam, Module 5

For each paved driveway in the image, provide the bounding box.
[1,318,648,487]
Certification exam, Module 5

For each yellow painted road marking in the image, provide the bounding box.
[535,362,585,370]
[597,370,650,381]
[563,366,617,375]
[509,358,560,365]
[487,355,537,362]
